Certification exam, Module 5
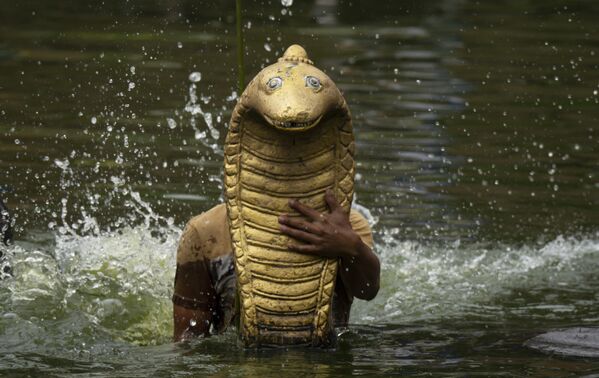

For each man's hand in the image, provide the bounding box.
[278,189,361,263]
[278,189,380,300]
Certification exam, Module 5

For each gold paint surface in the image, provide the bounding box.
[225,45,355,347]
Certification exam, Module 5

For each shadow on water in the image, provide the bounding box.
[1,0,599,375]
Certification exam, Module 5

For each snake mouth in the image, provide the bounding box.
[263,114,323,131]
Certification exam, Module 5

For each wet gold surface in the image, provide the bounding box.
[224,45,355,346]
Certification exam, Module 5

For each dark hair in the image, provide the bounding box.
[0,199,12,246]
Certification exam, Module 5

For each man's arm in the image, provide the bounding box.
[278,189,380,300]
[172,224,217,341]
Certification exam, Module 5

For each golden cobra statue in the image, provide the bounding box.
[224,45,355,347]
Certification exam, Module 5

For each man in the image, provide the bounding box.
[172,190,379,341]
[172,45,380,342]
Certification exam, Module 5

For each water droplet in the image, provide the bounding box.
[91,117,97,125]
[189,319,197,326]
[166,118,177,129]
[128,82,135,90]
[54,159,70,170]
[177,42,183,48]
[226,91,238,101]
[281,0,293,6]
[264,43,272,52]
[130,66,136,75]
[189,72,202,83]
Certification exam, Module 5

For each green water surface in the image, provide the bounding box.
[1,0,599,376]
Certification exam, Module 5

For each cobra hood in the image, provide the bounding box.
[224,45,355,347]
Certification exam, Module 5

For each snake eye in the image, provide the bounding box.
[305,75,321,89]
[266,77,283,90]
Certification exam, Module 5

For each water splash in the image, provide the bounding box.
[4,141,184,345]
[1,198,181,346]
[184,72,222,156]
[3,225,598,349]
[352,233,599,323]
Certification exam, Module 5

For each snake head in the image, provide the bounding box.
[244,45,342,132]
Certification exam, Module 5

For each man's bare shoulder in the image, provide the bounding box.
[177,203,232,264]
[187,203,227,234]
[349,209,374,249]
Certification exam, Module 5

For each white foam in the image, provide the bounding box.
[3,210,598,345]
[351,232,599,323]
[2,224,180,346]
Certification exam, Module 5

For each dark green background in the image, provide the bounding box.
[1,0,598,375]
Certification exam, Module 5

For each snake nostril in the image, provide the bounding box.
[296,111,309,121]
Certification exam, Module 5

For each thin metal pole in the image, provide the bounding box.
[236,0,245,94]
